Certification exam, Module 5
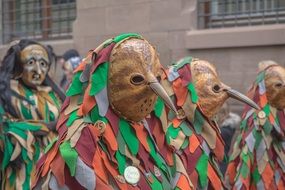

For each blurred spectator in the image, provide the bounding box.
[215,102,241,175]
[60,49,82,90]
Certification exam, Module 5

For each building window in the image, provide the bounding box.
[198,0,285,29]
[2,0,76,44]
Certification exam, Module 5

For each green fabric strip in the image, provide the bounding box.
[187,83,198,103]
[240,161,249,178]
[193,109,204,134]
[44,137,58,154]
[20,102,33,120]
[66,72,84,96]
[113,33,142,43]
[7,121,42,132]
[59,141,79,176]
[115,151,126,175]
[252,167,261,184]
[119,119,139,155]
[49,91,61,109]
[196,153,209,189]
[167,124,180,139]
[9,171,16,187]
[174,57,192,71]
[256,71,265,84]
[89,62,109,96]
[154,97,165,118]
[66,110,80,127]
[148,173,163,190]
[179,121,193,136]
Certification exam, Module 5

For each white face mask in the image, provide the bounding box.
[20,44,50,88]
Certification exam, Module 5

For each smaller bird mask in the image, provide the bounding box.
[260,61,285,109]
[191,59,259,118]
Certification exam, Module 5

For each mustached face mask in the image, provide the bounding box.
[20,44,50,88]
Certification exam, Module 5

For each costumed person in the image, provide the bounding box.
[0,39,65,190]
[226,60,285,189]
[59,49,82,91]
[155,57,259,189]
[216,102,241,175]
[33,33,193,190]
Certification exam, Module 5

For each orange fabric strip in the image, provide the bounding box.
[177,174,192,190]
[132,123,150,152]
[103,124,118,151]
[260,93,268,108]
[189,134,200,153]
[262,163,274,189]
[208,163,222,190]
[172,78,188,107]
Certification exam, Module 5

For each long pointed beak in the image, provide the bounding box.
[224,88,260,110]
[147,73,178,114]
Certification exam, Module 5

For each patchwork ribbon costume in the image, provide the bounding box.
[0,40,64,190]
[156,57,259,189]
[226,62,285,189]
[33,34,192,190]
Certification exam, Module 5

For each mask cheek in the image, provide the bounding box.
[21,70,34,86]
[40,68,48,81]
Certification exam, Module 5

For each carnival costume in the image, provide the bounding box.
[226,62,285,189]
[0,40,65,190]
[33,34,193,190]
[157,57,259,189]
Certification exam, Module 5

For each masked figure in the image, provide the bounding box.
[153,57,259,189]
[226,61,285,189]
[59,49,82,91]
[0,40,65,190]
[33,33,193,190]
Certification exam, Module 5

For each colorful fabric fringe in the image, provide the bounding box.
[33,34,192,190]
[0,80,61,190]
[156,57,225,189]
[226,68,285,189]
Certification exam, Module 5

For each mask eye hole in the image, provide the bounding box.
[27,59,35,65]
[40,61,48,68]
[130,73,145,85]
[212,84,221,93]
[275,83,283,88]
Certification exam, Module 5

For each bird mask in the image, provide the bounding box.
[192,59,259,118]
[108,37,177,121]
[163,57,259,121]
[261,62,285,109]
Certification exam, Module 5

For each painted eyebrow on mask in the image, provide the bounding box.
[25,56,50,65]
